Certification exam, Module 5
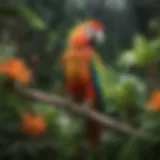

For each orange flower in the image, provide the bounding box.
[20,113,47,136]
[146,89,160,112]
[0,58,32,85]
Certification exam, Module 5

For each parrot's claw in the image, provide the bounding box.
[65,96,74,108]
[81,101,92,113]
[66,96,73,103]
[66,96,78,112]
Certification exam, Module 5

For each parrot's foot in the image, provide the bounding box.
[66,96,74,104]
[66,96,75,107]
[66,96,78,112]
[81,101,92,113]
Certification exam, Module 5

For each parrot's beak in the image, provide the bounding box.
[95,30,105,44]
[86,28,105,47]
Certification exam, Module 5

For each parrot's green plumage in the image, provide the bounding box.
[90,53,117,110]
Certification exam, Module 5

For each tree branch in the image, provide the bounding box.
[15,85,149,139]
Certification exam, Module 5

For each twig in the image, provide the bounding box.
[15,85,149,139]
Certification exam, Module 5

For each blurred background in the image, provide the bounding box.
[0,0,160,159]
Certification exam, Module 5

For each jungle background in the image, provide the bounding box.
[1,0,160,159]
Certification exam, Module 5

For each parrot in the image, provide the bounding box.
[61,20,111,149]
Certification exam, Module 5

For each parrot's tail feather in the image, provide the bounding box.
[85,119,102,149]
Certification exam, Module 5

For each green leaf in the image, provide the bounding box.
[108,74,147,109]
[117,137,141,160]
[133,35,148,53]
[0,5,47,30]
[140,112,160,141]
[133,35,149,66]
[117,50,136,69]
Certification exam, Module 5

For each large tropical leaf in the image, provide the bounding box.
[0,5,47,30]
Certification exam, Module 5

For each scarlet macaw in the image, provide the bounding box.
[61,20,109,149]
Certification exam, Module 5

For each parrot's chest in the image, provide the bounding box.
[63,52,91,83]
[62,48,93,98]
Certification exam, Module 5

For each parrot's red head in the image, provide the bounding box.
[67,20,105,48]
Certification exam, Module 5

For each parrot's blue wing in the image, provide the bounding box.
[90,53,117,111]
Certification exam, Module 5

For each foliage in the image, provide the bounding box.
[0,1,160,160]
[117,34,160,68]
[0,5,48,30]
